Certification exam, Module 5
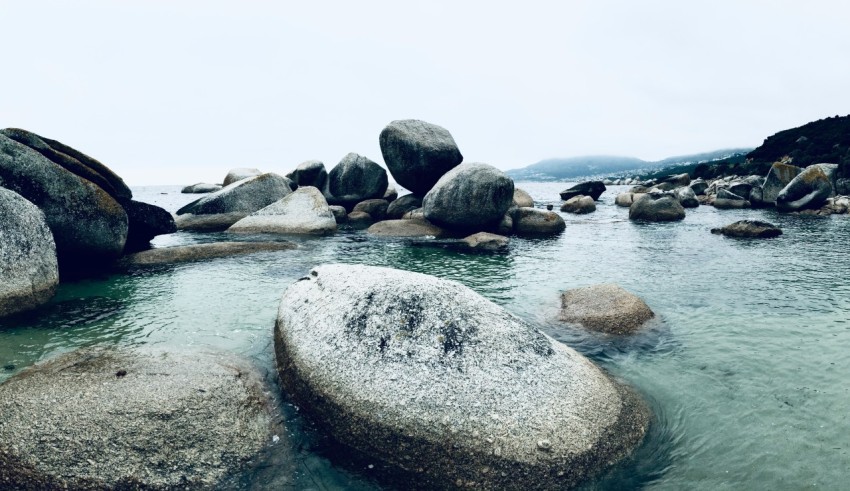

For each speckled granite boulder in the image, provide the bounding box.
[274,264,649,490]
[0,347,277,490]
[422,163,514,232]
[326,153,388,208]
[629,192,685,221]
[379,119,463,196]
[176,173,293,229]
[287,160,327,189]
[674,186,700,208]
[762,162,802,204]
[0,187,59,317]
[0,134,128,266]
[223,167,262,186]
[559,284,655,335]
[227,186,336,235]
[776,164,834,211]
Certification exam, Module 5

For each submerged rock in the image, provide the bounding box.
[629,192,685,221]
[560,195,596,214]
[327,153,388,208]
[379,119,463,196]
[0,347,276,490]
[422,162,514,232]
[366,219,446,238]
[559,284,655,335]
[118,241,296,267]
[223,167,262,186]
[559,181,606,201]
[776,164,834,212]
[181,183,222,193]
[274,264,649,490]
[0,187,59,318]
[227,187,337,235]
[711,220,783,238]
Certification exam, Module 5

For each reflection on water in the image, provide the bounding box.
[2,183,850,489]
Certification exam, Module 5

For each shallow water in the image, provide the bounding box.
[2,183,849,490]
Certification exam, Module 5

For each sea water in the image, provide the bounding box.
[1,183,848,490]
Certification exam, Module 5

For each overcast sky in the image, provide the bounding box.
[2,0,849,185]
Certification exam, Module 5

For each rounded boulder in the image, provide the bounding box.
[379,119,463,196]
[629,192,685,221]
[559,284,655,335]
[227,186,337,235]
[422,162,514,232]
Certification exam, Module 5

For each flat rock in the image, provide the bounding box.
[422,162,514,232]
[0,187,59,317]
[559,284,655,335]
[227,187,337,235]
[366,219,446,237]
[118,241,296,267]
[0,347,276,490]
[223,167,262,186]
[379,119,463,196]
[182,183,222,193]
[175,212,250,232]
[559,181,606,201]
[274,264,649,490]
[711,220,783,238]
[461,231,509,251]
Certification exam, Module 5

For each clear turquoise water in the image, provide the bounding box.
[1,183,849,490]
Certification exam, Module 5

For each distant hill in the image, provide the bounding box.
[506,148,752,182]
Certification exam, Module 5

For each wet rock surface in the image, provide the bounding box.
[123,200,177,252]
[366,219,447,237]
[711,220,783,238]
[118,241,296,267]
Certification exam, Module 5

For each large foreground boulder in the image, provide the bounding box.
[422,162,514,231]
[0,347,276,490]
[123,200,177,252]
[0,134,128,266]
[274,264,649,490]
[559,181,606,201]
[379,119,463,196]
[227,186,337,235]
[326,153,388,208]
[287,160,327,189]
[559,284,655,335]
[118,241,296,267]
[711,220,782,238]
[0,188,59,318]
[629,192,685,221]
[223,167,262,186]
[776,164,834,212]
[514,207,567,235]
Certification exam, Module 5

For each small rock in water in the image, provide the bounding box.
[711,220,782,238]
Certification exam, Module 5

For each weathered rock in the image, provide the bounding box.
[629,192,685,221]
[713,188,751,209]
[327,153,388,208]
[776,164,834,211]
[1,128,132,202]
[0,347,276,490]
[366,219,447,237]
[288,160,327,189]
[0,134,128,266]
[461,232,509,251]
[383,183,399,202]
[513,207,566,235]
[711,220,782,238]
[118,241,296,267]
[329,205,348,223]
[560,195,596,214]
[175,212,251,232]
[422,163,514,231]
[0,187,58,318]
[653,173,690,191]
[346,211,374,229]
[615,192,643,207]
[352,199,390,222]
[223,167,262,186]
[379,119,463,196]
[674,186,700,208]
[690,178,708,195]
[227,186,337,235]
[728,181,753,200]
[274,264,649,490]
[123,200,177,252]
[513,188,534,208]
[386,194,423,219]
[181,183,222,193]
[559,284,655,335]
[763,162,803,204]
[177,173,292,217]
[559,181,606,201]
[748,185,766,207]
[497,212,514,235]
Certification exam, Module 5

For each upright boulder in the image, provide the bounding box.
[274,264,649,490]
[223,167,262,186]
[629,192,685,221]
[559,284,655,335]
[0,134,128,266]
[326,153,388,208]
[422,162,514,232]
[288,160,327,189]
[227,186,336,235]
[763,162,803,204]
[379,119,463,196]
[0,188,59,317]
[559,181,606,201]
[776,164,834,212]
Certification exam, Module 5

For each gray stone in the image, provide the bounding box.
[383,183,399,202]
[366,219,447,237]
[728,181,753,200]
[674,186,700,208]
[352,199,390,222]
[326,153,388,208]
[497,212,514,235]
[461,232,509,251]
[559,284,655,335]
[713,188,751,209]
[514,207,566,235]
[711,220,782,238]
[123,200,177,252]
[653,173,690,191]
[776,165,834,211]
[0,347,277,490]
[227,186,337,235]
[177,173,292,217]
[386,194,422,219]
[181,183,222,193]
[274,264,649,490]
[615,192,642,207]
[223,167,262,186]
[690,178,708,195]
[175,212,251,232]
[288,160,327,189]
[559,181,606,201]
[379,119,463,196]
[629,192,685,221]
[118,241,296,267]
[0,134,128,267]
[346,211,374,229]
[402,208,426,220]
[329,205,348,223]
[763,162,803,204]
[422,163,514,232]
[560,195,596,214]
[0,188,58,318]
[513,188,534,207]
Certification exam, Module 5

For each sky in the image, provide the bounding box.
[2,0,849,185]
